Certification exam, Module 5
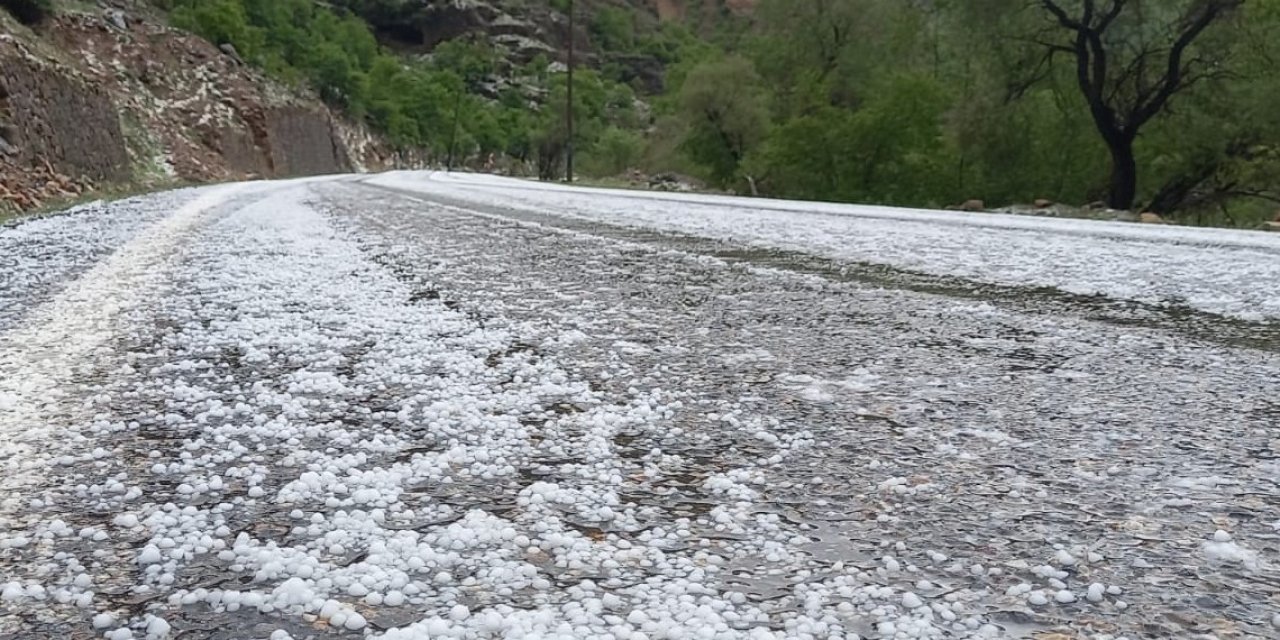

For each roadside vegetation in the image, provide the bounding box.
[153,0,1280,226]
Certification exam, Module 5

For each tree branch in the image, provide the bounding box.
[1130,0,1242,128]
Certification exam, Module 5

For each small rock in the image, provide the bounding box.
[219,43,245,65]
[1034,198,1054,209]
[104,9,128,31]
[1139,212,1165,224]
[958,199,985,212]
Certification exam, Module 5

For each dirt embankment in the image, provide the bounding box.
[0,8,397,214]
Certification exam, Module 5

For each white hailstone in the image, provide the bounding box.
[1027,592,1048,606]
[384,591,405,607]
[319,600,341,619]
[273,578,311,606]
[73,573,93,588]
[137,545,163,565]
[1054,550,1076,566]
[1055,590,1076,604]
[93,613,117,628]
[1,583,25,602]
[270,632,293,640]
[146,616,172,638]
[1271,613,1280,628]
[1086,583,1105,602]
[901,592,923,609]
[450,604,471,621]
[1213,530,1233,543]
[344,612,367,630]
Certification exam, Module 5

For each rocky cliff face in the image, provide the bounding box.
[0,34,129,209]
[0,6,393,214]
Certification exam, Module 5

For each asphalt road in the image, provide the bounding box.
[1,174,1278,640]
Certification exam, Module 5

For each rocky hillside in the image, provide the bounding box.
[342,0,754,93]
[0,2,396,215]
[347,0,754,54]
[0,0,756,216]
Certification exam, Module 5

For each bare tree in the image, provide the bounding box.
[1037,0,1242,210]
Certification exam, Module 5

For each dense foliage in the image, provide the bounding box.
[153,0,1280,225]
[154,0,644,173]
[658,0,1280,224]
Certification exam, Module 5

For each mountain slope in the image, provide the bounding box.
[0,2,393,215]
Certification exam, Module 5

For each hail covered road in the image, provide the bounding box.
[1,173,1279,640]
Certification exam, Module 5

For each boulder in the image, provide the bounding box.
[1139,212,1165,224]
[1260,221,1280,233]
[648,172,696,192]
[958,199,985,212]
[605,52,666,94]
[219,43,245,66]
[103,9,129,32]
[1034,199,1054,209]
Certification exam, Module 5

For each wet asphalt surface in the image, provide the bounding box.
[1,177,1278,640]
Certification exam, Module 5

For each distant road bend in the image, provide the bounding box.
[2,173,1278,640]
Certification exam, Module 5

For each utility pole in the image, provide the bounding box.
[446,88,463,172]
[565,0,575,183]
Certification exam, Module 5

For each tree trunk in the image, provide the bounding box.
[1106,137,1138,211]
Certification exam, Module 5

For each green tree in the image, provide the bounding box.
[584,127,644,176]
[676,56,770,186]
[1035,0,1245,210]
